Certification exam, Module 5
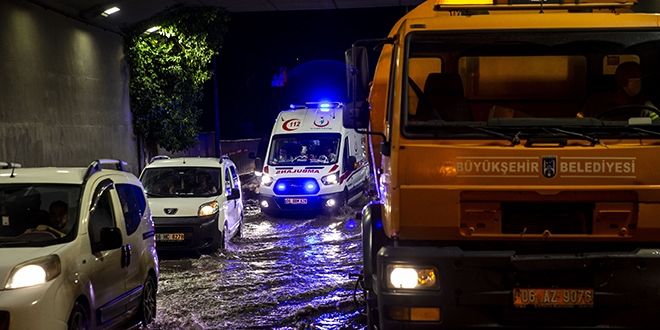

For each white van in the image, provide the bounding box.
[0,159,158,330]
[258,102,370,216]
[139,156,244,254]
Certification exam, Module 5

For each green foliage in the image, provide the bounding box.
[123,5,229,153]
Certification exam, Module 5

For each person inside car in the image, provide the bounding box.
[23,200,68,237]
[191,171,218,195]
[579,61,659,121]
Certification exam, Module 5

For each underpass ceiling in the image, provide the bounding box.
[30,0,425,34]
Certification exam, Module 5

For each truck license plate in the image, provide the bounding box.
[285,198,307,204]
[156,233,185,242]
[513,288,594,308]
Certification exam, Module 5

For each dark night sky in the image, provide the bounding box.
[198,6,413,140]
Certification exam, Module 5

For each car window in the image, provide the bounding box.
[116,183,146,236]
[88,183,116,248]
[0,184,81,246]
[229,166,240,189]
[141,167,221,197]
[224,168,233,195]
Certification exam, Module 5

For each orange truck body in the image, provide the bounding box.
[352,0,660,328]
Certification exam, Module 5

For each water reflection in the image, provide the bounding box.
[149,198,367,329]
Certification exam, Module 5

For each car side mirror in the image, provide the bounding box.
[98,227,122,251]
[227,188,241,200]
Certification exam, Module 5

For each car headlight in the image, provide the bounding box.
[387,265,439,290]
[261,173,273,186]
[6,255,61,289]
[198,201,219,216]
[321,172,339,185]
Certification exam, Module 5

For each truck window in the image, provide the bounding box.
[403,29,660,138]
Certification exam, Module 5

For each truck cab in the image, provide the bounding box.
[348,0,660,328]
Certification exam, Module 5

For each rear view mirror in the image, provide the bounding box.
[343,101,370,129]
[345,46,370,103]
[98,227,122,252]
[345,156,358,172]
[228,188,241,200]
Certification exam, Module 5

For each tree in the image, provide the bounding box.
[123,5,229,157]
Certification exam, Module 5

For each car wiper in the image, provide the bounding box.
[624,126,660,138]
[548,128,608,149]
[474,127,521,146]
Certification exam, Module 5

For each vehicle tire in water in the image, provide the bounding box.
[139,275,157,326]
[68,300,89,330]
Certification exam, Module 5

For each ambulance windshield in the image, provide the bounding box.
[268,133,341,166]
[403,29,660,139]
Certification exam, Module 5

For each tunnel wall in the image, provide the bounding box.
[0,0,138,174]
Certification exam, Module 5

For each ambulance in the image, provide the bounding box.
[258,102,370,216]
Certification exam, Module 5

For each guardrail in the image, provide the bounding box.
[156,134,261,176]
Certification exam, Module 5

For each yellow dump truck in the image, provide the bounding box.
[344,0,660,328]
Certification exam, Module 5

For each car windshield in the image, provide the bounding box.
[141,167,222,197]
[403,29,660,140]
[0,184,81,247]
[267,133,341,166]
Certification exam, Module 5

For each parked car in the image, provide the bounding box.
[0,159,159,330]
[139,156,244,254]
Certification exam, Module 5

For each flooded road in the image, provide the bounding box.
[147,176,368,329]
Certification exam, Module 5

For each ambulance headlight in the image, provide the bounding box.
[261,173,273,186]
[386,265,439,290]
[198,201,219,216]
[6,255,61,289]
[321,172,339,185]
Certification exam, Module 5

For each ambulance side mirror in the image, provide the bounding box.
[345,156,358,172]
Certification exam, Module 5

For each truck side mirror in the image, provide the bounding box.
[343,101,370,129]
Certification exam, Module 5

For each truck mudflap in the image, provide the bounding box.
[375,246,660,329]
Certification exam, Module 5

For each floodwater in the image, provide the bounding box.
[147,176,368,330]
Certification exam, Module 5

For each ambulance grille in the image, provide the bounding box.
[501,202,594,235]
[273,178,320,195]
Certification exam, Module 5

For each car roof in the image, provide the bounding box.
[144,157,233,169]
[0,160,140,186]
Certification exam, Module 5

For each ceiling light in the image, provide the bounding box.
[101,7,120,17]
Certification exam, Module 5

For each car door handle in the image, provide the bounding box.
[121,244,132,268]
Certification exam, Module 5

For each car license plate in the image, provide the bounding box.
[513,288,594,308]
[285,198,307,204]
[155,233,185,242]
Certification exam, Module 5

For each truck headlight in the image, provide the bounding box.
[387,265,439,290]
[198,201,219,216]
[261,173,273,186]
[6,255,61,289]
[321,172,339,185]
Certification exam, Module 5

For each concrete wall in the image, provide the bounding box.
[0,1,138,174]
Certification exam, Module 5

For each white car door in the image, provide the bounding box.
[87,179,128,324]
[223,166,238,232]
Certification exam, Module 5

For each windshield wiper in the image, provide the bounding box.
[548,128,608,149]
[474,127,521,146]
[624,126,660,138]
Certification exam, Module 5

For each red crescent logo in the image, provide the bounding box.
[314,117,330,127]
[282,118,301,131]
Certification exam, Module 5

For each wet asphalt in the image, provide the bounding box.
[146,176,368,330]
